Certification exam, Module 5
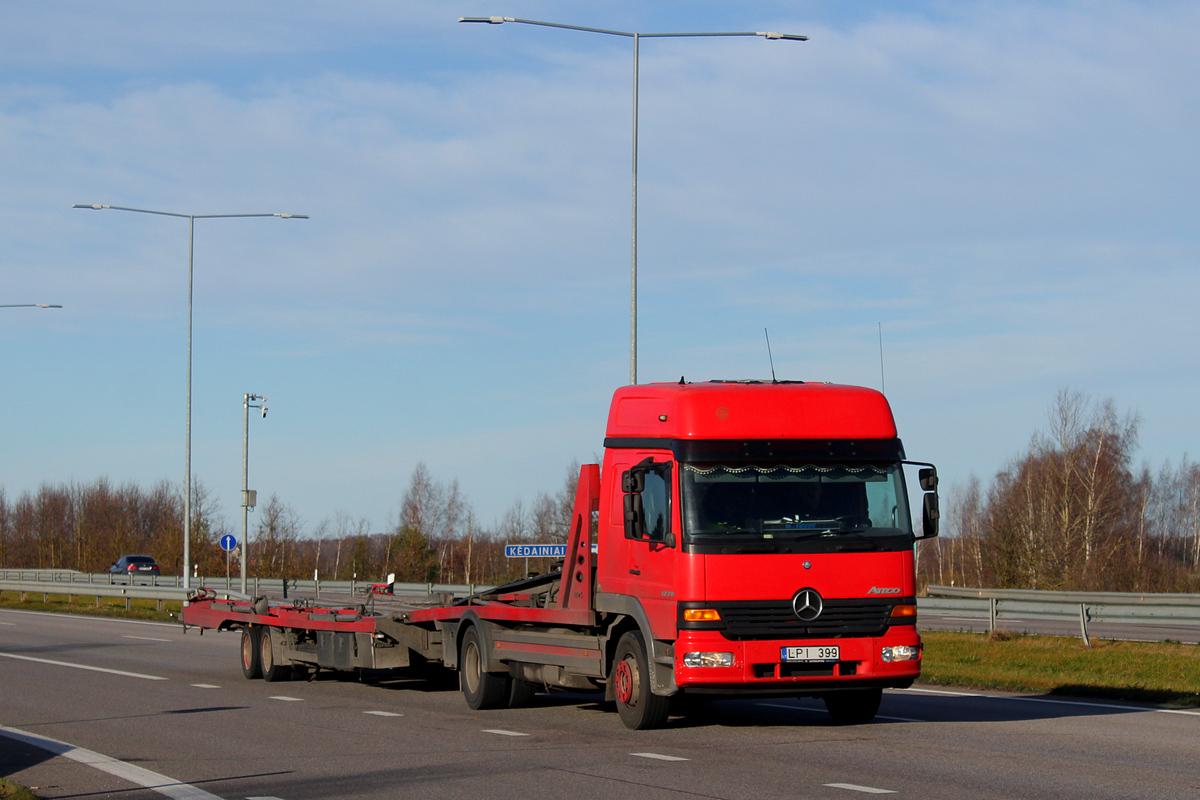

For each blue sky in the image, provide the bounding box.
[2,1,1198,539]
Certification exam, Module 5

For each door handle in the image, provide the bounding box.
[628,568,641,575]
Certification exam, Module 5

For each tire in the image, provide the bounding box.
[240,626,261,680]
[612,631,670,730]
[507,679,537,708]
[459,625,510,710]
[822,688,882,725]
[260,627,292,683]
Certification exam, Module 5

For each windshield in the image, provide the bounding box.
[681,463,912,548]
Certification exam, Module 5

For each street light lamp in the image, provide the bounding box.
[72,203,308,590]
[241,392,267,594]
[0,304,63,309]
[459,17,807,384]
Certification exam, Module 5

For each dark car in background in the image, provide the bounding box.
[109,555,161,576]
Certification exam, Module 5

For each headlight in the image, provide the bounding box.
[880,645,920,662]
[683,651,735,668]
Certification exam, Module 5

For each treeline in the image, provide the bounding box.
[0,463,580,586]
[5,390,1200,593]
[919,390,1200,592]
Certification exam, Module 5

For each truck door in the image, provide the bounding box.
[622,457,678,637]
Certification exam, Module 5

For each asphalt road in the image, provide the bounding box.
[1,608,1197,800]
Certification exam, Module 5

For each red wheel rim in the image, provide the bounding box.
[614,657,634,704]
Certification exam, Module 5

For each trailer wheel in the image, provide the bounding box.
[260,627,292,683]
[613,631,670,730]
[459,625,509,710]
[240,626,261,679]
[822,688,882,725]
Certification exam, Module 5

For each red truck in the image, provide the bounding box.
[183,380,939,729]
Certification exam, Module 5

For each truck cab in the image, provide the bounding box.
[596,380,938,726]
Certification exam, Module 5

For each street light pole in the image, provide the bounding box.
[242,393,266,595]
[72,204,307,590]
[459,17,807,385]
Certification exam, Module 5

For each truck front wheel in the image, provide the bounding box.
[613,631,670,730]
[822,688,882,725]
[240,627,261,679]
[459,626,509,710]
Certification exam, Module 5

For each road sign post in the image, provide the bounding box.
[220,535,238,589]
[504,544,568,578]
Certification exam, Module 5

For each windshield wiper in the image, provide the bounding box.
[787,528,880,551]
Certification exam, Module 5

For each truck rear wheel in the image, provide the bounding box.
[822,688,882,725]
[240,626,261,679]
[507,679,537,708]
[613,631,670,730]
[260,627,292,683]
[460,625,509,710]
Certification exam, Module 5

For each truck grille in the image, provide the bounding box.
[709,598,898,640]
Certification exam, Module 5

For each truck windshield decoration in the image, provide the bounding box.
[681,463,912,549]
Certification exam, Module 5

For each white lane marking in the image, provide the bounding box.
[482,729,529,736]
[124,635,172,642]
[269,696,303,701]
[247,797,288,799]
[824,783,896,794]
[0,724,223,800]
[364,710,403,717]
[902,687,1200,717]
[631,753,689,762]
[756,702,921,723]
[191,684,220,689]
[0,651,166,680]
[0,621,15,625]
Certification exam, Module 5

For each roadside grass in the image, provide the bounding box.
[921,630,1200,707]
[0,779,40,800]
[0,591,181,623]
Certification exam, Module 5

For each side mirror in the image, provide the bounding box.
[905,462,940,539]
[919,467,938,492]
[922,491,940,539]
[624,493,646,540]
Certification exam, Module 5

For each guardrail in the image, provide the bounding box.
[9,571,1191,646]
[924,585,1200,645]
[0,579,247,611]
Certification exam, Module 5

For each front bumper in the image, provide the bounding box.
[672,627,921,692]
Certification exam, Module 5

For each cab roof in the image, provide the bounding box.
[605,380,897,442]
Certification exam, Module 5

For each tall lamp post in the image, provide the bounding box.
[241,392,267,594]
[459,17,807,385]
[72,204,307,590]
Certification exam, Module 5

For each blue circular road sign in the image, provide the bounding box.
[220,534,238,552]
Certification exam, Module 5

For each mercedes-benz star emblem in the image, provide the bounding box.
[792,588,823,622]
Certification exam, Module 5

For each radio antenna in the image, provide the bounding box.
[878,322,886,394]
[764,328,778,383]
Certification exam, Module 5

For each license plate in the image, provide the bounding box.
[781,646,839,662]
